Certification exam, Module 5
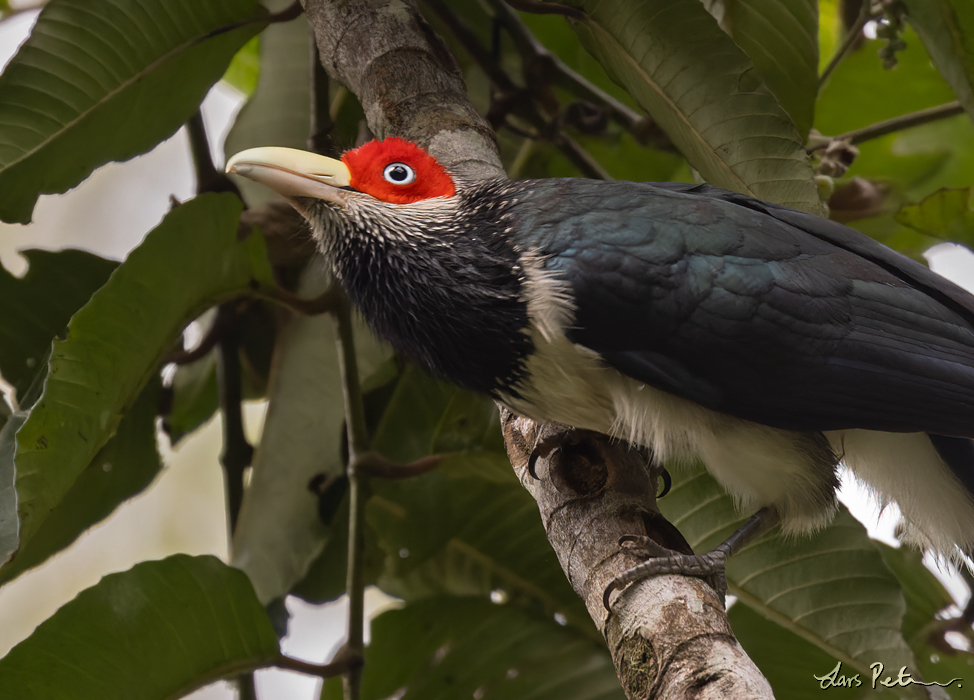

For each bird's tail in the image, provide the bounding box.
[829,430,974,565]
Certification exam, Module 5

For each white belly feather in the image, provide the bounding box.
[500,329,974,556]
[499,331,839,533]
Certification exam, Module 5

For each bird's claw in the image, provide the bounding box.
[657,466,672,498]
[526,428,577,479]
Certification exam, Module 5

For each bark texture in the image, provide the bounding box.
[501,411,773,699]
[303,0,502,180]
[302,1,773,697]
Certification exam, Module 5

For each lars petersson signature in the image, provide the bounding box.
[814,661,962,690]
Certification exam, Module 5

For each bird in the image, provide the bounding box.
[227,136,974,567]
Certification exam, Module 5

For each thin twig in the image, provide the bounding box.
[187,110,240,196]
[188,115,252,531]
[809,101,965,153]
[423,0,517,93]
[355,452,442,479]
[267,0,303,24]
[274,649,361,679]
[261,283,342,316]
[214,303,254,534]
[334,293,370,700]
[238,675,258,700]
[819,1,873,90]
[164,313,225,365]
[309,36,334,155]
[504,0,585,21]
[207,0,303,39]
[335,296,369,459]
[553,131,613,180]
[423,0,616,176]
[488,0,659,142]
[305,25,370,700]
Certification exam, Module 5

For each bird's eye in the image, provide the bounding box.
[382,162,416,185]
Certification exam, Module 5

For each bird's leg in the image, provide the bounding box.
[603,507,779,610]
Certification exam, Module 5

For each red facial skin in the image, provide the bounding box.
[341,137,457,204]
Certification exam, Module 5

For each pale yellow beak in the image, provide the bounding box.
[226,147,352,205]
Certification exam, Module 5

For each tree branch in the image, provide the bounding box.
[500,411,773,699]
[809,101,965,152]
[187,110,239,196]
[214,303,254,534]
[273,649,361,678]
[503,0,585,21]
[303,0,503,179]
[333,293,369,700]
[486,0,663,145]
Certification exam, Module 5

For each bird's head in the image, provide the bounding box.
[225,137,457,214]
[226,137,532,394]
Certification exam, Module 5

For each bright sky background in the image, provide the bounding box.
[0,7,971,699]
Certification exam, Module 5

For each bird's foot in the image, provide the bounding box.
[603,507,780,610]
[603,537,730,610]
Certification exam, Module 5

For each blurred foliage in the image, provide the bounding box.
[1,0,974,699]
[223,35,261,96]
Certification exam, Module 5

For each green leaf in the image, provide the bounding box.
[915,655,974,699]
[0,379,162,584]
[164,351,220,444]
[223,35,261,96]
[164,302,275,445]
[231,268,390,604]
[816,30,958,136]
[353,366,590,625]
[369,453,582,618]
[0,411,25,573]
[1,193,272,574]
[729,604,866,699]
[900,0,974,119]
[563,0,823,213]
[0,0,267,224]
[661,464,918,683]
[369,365,502,463]
[222,14,350,603]
[224,13,312,207]
[294,365,589,627]
[818,0,841,74]
[875,543,953,644]
[0,249,117,405]
[875,544,974,693]
[845,211,942,264]
[896,187,974,244]
[0,555,279,700]
[322,597,624,700]
[815,28,974,226]
[703,0,818,137]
